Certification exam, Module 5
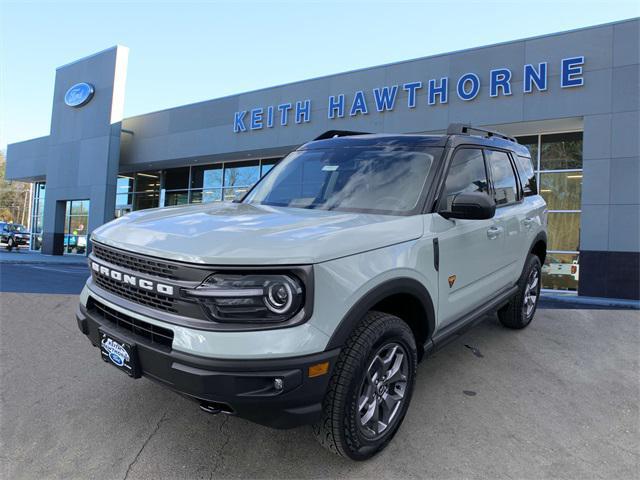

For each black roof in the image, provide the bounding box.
[300,132,531,157]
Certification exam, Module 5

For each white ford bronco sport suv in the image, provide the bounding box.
[77,124,547,460]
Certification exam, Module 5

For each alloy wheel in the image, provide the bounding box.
[357,342,409,439]
[523,268,540,318]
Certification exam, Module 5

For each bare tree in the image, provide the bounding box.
[0,151,31,225]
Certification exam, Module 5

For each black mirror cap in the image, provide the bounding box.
[441,192,496,220]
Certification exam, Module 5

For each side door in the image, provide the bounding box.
[484,149,525,283]
[432,147,507,329]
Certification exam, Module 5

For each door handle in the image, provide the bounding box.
[487,226,503,240]
[523,217,535,229]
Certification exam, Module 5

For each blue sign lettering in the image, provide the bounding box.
[373,85,398,112]
[457,73,480,101]
[266,106,274,127]
[233,111,247,133]
[490,69,512,97]
[278,103,292,126]
[403,81,422,109]
[524,62,547,93]
[295,100,311,123]
[250,108,263,130]
[328,94,345,119]
[561,56,585,88]
[233,55,586,132]
[350,90,368,116]
[428,78,448,105]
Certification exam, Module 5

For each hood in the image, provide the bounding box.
[92,202,424,265]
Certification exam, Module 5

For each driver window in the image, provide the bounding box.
[441,148,488,210]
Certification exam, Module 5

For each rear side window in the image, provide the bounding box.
[441,148,488,210]
[515,155,537,196]
[486,150,519,206]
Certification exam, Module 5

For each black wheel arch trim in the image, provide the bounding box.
[529,231,548,261]
[325,277,436,351]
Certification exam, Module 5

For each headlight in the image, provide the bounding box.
[184,273,304,323]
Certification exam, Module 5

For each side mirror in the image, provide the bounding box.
[441,192,496,220]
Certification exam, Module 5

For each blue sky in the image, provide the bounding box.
[1,0,638,150]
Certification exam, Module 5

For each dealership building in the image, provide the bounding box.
[5,18,639,299]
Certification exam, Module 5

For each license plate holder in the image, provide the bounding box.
[99,329,141,378]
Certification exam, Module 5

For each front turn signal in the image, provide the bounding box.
[308,362,330,378]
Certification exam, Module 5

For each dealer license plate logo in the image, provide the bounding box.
[101,336,130,367]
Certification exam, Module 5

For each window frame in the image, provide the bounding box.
[484,147,523,208]
[436,146,491,213]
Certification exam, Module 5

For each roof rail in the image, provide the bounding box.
[446,123,517,143]
[314,130,371,140]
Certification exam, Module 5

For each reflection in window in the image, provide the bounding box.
[547,212,581,251]
[542,253,580,291]
[165,190,189,206]
[64,199,89,255]
[224,161,260,189]
[515,131,583,292]
[540,132,583,170]
[539,172,582,210]
[442,148,488,210]
[486,150,518,206]
[191,165,223,190]
[30,182,46,250]
[516,135,538,166]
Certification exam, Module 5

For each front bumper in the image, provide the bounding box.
[77,301,340,429]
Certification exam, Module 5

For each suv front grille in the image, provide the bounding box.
[92,243,179,279]
[93,274,178,313]
[87,297,174,349]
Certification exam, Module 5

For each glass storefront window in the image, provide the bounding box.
[64,199,89,255]
[542,253,580,292]
[164,167,190,190]
[116,176,134,208]
[133,191,160,211]
[539,172,582,210]
[190,189,223,204]
[30,182,46,250]
[547,212,581,252]
[165,190,189,206]
[135,171,161,191]
[191,165,223,190]
[261,160,278,176]
[224,161,260,189]
[540,132,583,170]
[223,186,250,202]
[516,135,539,167]
[516,131,583,292]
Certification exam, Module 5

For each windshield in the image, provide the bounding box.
[244,146,441,215]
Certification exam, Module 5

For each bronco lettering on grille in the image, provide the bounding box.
[91,261,175,296]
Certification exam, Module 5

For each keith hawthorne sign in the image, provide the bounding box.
[233,56,585,133]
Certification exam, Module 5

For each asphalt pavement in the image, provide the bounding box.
[1,287,638,479]
[0,262,89,294]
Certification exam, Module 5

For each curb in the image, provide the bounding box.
[541,293,640,310]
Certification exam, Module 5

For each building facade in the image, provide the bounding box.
[6,19,639,299]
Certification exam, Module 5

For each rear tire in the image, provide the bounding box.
[498,254,542,329]
[313,311,417,460]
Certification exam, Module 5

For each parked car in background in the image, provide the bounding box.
[0,223,30,251]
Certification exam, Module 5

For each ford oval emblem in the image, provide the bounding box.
[109,352,125,367]
[64,82,95,108]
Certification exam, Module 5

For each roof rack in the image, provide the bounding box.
[446,123,517,143]
[314,130,371,140]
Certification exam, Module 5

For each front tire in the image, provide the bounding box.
[498,254,542,329]
[313,311,417,460]
[6,238,14,251]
